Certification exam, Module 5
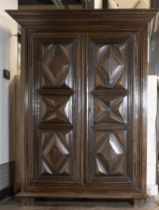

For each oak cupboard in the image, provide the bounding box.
[7,10,159,202]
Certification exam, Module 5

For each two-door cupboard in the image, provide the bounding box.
[8,9,159,202]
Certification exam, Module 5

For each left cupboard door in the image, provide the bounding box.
[25,33,83,194]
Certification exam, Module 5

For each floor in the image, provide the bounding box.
[0,198,158,210]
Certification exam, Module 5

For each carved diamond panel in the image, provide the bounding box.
[95,44,127,89]
[41,44,72,88]
[95,131,127,176]
[40,95,72,124]
[40,131,71,176]
[94,95,127,124]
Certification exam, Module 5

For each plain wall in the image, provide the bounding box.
[0,0,18,165]
[108,0,150,8]
[0,21,10,165]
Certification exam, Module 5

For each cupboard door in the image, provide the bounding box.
[86,33,144,192]
[27,33,83,189]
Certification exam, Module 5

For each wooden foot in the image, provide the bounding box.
[20,198,30,206]
[134,199,145,208]
[20,198,34,206]
[28,198,34,206]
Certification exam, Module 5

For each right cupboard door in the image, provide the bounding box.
[85,32,146,194]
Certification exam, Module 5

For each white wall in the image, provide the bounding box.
[0,21,10,165]
[108,0,150,8]
[147,76,158,195]
[0,0,18,165]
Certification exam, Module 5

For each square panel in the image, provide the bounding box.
[94,94,127,124]
[40,95,72,124]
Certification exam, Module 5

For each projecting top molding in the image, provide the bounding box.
[6,9,159,31]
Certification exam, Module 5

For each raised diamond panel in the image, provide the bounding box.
[95,44,127,89]
[40,131,71,176]
[41,43,72,88]
[95,131,127,176]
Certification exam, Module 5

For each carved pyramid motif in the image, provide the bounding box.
[41,95,71,124]
[94,95,127,124]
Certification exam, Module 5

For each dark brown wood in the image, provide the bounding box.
[151,0,159,8]
[7,9,159,201]
[84,0,94,9]
[103,0,108,8]
[34,34,82,184]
